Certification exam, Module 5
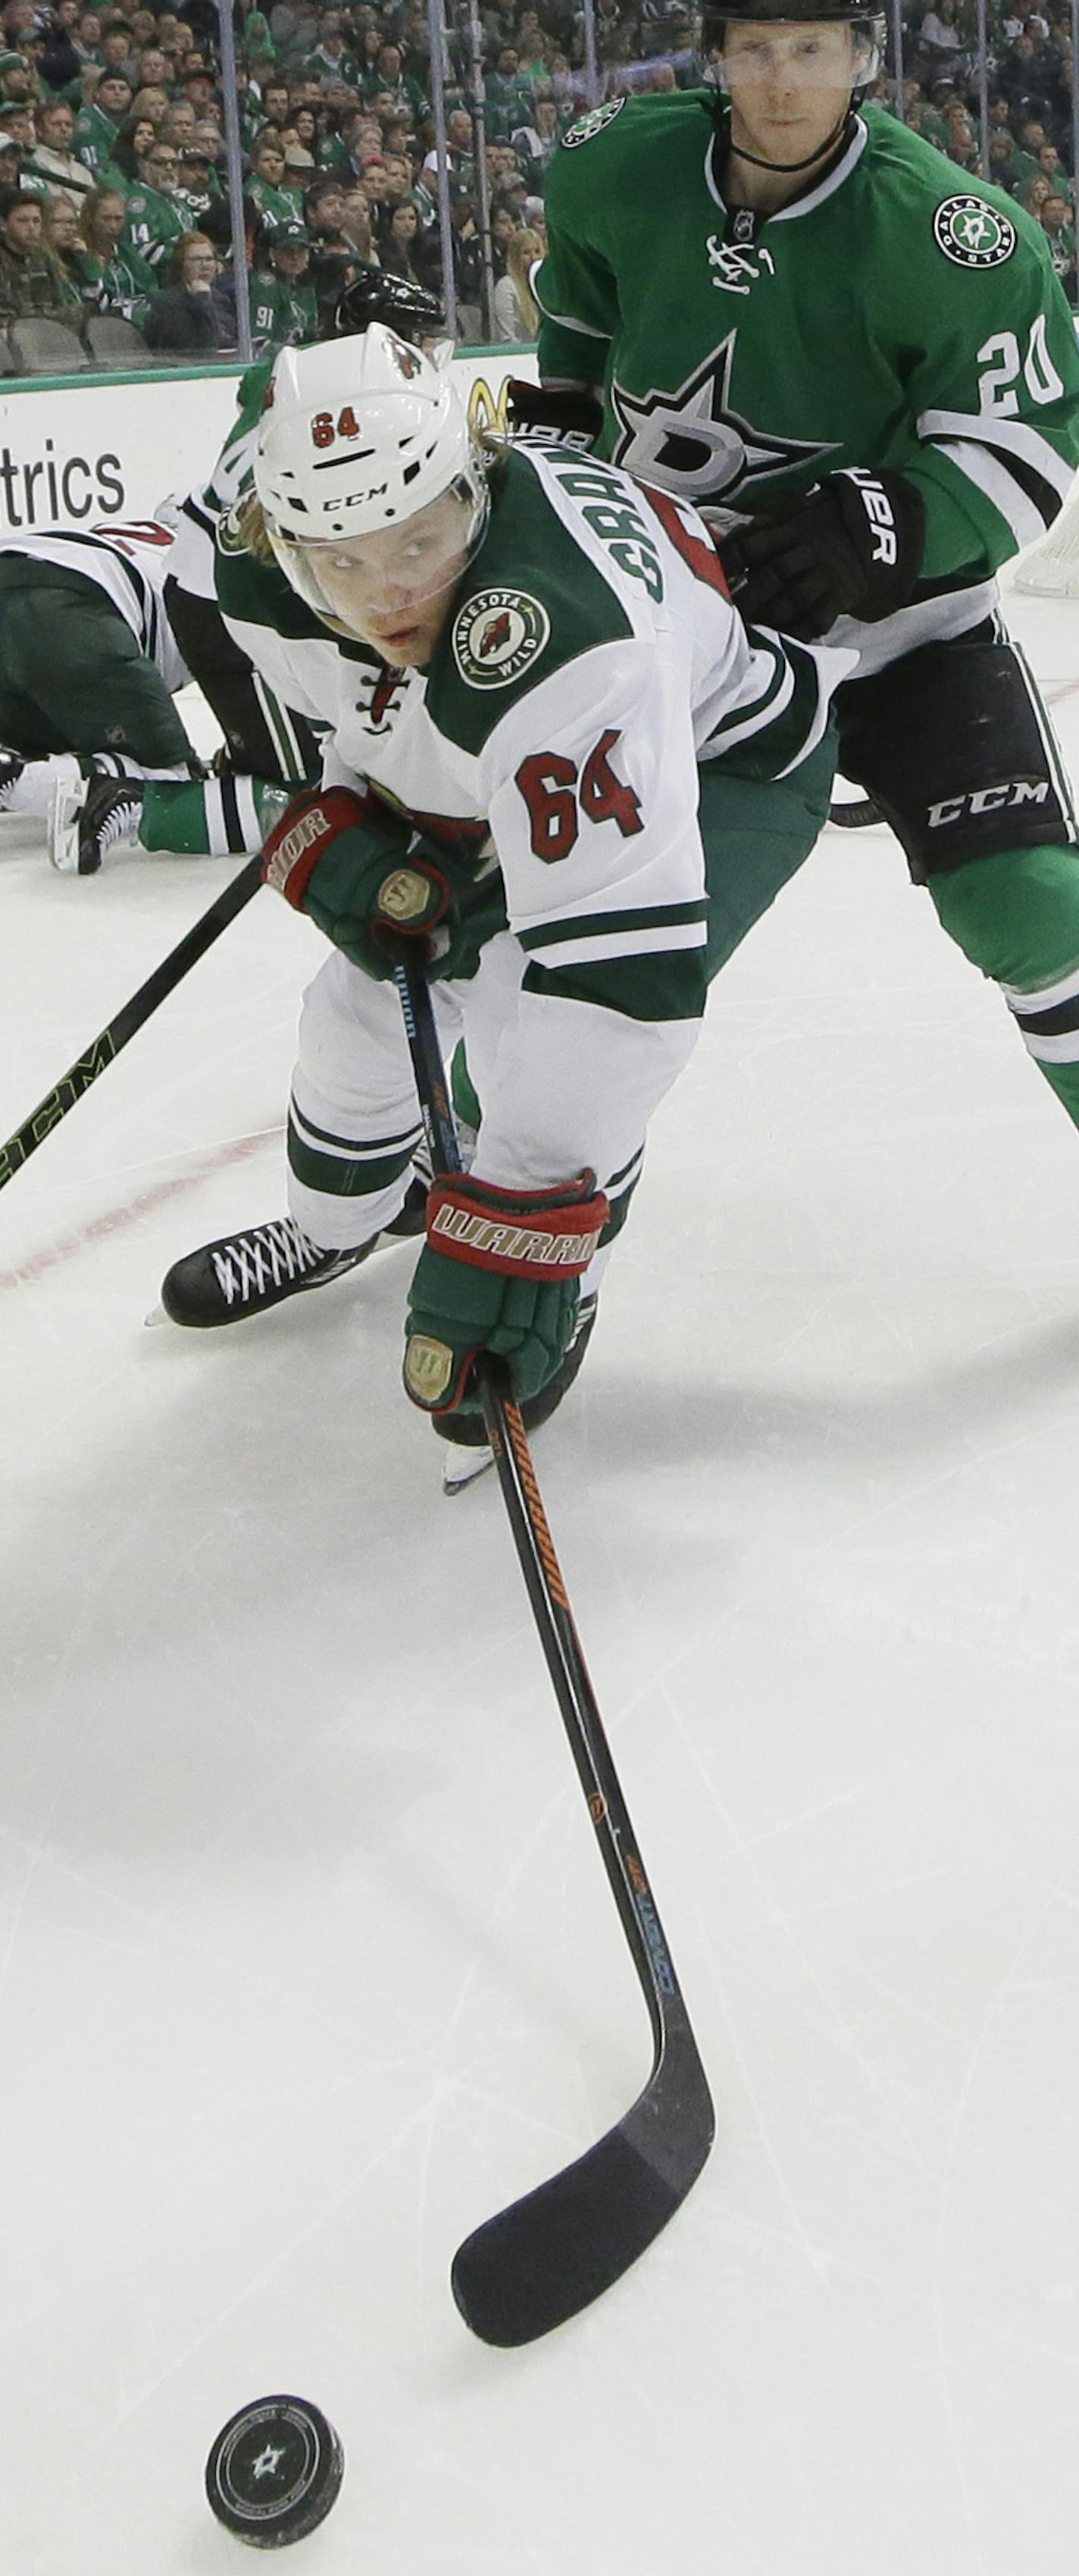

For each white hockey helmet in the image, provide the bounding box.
[254,325,489,635]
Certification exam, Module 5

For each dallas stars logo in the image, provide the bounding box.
[608,336,837,508]
[933,196,1015,268]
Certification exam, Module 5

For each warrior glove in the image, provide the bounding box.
[261,784,481,981]
[404,1170,608,1418]
[720,468,926,642]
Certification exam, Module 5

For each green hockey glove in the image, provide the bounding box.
[720,469,926,641]
[261,784,482,980]
[403,1169,608,1418]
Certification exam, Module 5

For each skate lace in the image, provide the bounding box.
[211,1217,324,1306]
[98,793,142,855]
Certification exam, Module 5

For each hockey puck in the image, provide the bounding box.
[205,2396,344,2549]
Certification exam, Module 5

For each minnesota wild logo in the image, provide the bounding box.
[562,96,626,148]
[452,587,550,688]
[934,196,1016,268]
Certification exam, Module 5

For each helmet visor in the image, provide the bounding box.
[266,468,489,659]
[720,17,882,147]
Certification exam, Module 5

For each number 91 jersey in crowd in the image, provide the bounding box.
[536,95,1079,675]
[215,437,852,1044]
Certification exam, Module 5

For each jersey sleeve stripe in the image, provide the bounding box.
[518,896,708,951]
[917,408,1077,507]
[924,437,1048,551]
[524,920,707,969]
[532,281,611,340]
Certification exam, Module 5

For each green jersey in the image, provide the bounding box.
[71,99,120,177]
[537,96,1079,670]
[122,178,187,271]
[249,175,296,240]
[249,265,317,350]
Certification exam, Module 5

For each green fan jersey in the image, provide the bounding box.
[537,96,1079,671]
[122,177,187,271]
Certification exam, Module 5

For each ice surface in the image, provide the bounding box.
[2,612,1079,2574]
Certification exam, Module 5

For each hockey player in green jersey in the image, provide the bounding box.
[535,0,1079,1142]
[158,326,849,1471]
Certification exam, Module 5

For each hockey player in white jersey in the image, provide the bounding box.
[0,516,202,862]
[160,327,852,1465]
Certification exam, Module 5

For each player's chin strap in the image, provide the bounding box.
[714,96,857,178]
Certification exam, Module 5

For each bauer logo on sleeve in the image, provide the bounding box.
[452,587,550,689]
[562,96,626,147]
[933,196,1016,268]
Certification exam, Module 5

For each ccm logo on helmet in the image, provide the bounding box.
[927,780,1049,828]
[846,467,898,567]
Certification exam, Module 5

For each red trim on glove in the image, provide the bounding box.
[426,1170,609,1281]
[261,785,376,908]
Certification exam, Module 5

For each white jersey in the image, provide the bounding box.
[215,441,852,1189]
[0,518,189,693]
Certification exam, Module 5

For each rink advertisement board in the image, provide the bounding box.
[0,346,540,535]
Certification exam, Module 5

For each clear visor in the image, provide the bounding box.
[719,17,881,105]
[267,469,489,653]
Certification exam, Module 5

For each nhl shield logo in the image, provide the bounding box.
[933,196,1016,268]
[452,587,550,689]
[562,96,626,147]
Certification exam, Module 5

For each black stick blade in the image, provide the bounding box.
[452,2044,715,2348]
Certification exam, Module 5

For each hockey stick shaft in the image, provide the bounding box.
[391,947,714,2343]
[391,950,689,2058]
[0,855,263,1191]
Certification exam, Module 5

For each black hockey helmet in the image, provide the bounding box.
[333,265,446,345]
[702,0,887,91]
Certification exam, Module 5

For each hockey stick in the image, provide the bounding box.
[0,856,263,1191]
[391,947,715,2348]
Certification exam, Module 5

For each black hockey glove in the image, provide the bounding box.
[720,469,927,642]
[505,377,604,450]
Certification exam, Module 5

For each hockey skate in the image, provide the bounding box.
[158,1185,427,1329]
[49,775,144,875]
[439,1293,599,1493]
[0,754,25,812]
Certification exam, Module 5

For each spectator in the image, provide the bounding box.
[380,192,438,287]
[918,0,966,70]
[249,214,316,346]
[0,183,80,324]
[489,197,521,275]
[338,183,380,262]
[0,125,20,188]
[122,129,188,271]
[199,188,256,344]
[492,218,541,339]
[249,127,296,236]
[102,111,158,190]
[1037,139,1071,199]
[141,225,225,351]
[21,96,96,204]
[39,187,86,291]
[303,171,355,323]
[72,69,133,177]
[511,92,560,188]
[176,139,218,219]
[76,180,155,315]
[1041,190,1077,297]
[446,176,483,331]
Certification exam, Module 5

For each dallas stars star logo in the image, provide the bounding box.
[608,335,837,508]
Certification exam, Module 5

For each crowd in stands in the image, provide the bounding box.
[0,0,1072,373]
